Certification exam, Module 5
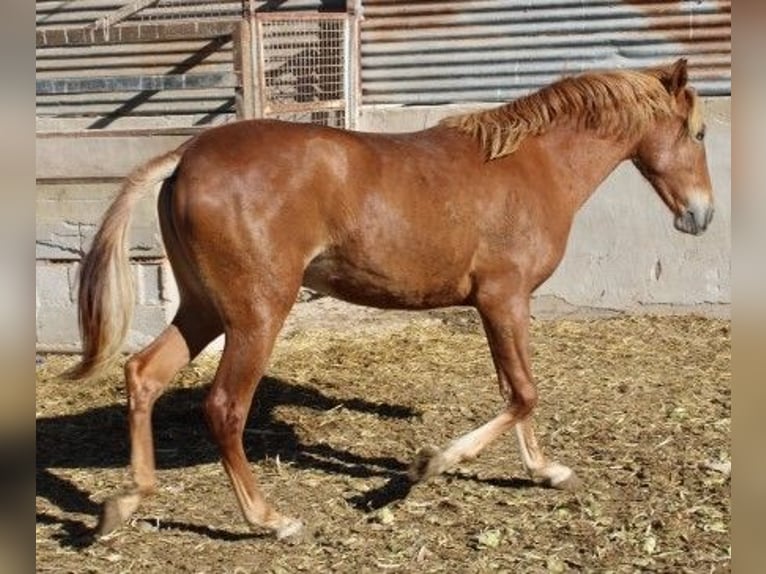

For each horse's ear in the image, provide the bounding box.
[665,58,688,95]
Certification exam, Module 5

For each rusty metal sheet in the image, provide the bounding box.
[360,0,731,105]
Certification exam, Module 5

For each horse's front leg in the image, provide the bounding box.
[514,417,579,490]
[409,291,578,490]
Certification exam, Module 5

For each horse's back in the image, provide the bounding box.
[165,119,491,310]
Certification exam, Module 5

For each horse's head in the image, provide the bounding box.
[632,59,714,235]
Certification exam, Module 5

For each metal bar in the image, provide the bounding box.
[343,16,351,129]
[36,72,239,95]
[350,7,361,130]
[254,12,348,22]
[36,21,237,47]
[263,99,345,114]
[36,127,202,138]
[253,13,265,119]
[232,21,255,119]
[88,0,161,30]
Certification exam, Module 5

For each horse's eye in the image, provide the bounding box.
[695,128,706,142]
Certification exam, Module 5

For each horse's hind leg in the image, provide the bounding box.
[97,304,221,536]
[203,297,302,540]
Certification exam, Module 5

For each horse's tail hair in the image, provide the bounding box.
[64,147,185,381]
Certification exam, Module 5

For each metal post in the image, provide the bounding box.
[233,20,255,119]
[249,0,264,119]
[343,16,352,129]
[346,0,362,130]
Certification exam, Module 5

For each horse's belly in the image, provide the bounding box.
[302,252,472,310]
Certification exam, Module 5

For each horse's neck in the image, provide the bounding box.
[539,128,637,212]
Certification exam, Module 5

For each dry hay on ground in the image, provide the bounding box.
[36,313,730,573]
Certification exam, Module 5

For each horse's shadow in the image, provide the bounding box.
[37,375,418,475]
[37,375,536,547]
[37,376,419,541]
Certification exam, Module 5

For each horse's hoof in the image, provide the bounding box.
[275,517,305,543]
[95,492,142,537]
[408,445,445,483]
[96,498,125,537]
[543,466,581,491]
[551,470,581,491]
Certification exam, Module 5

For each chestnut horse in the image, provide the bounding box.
[69,58,713,540]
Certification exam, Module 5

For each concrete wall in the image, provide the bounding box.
[36,180,180,352]
[35,97,730,352]
[36,134,188,352]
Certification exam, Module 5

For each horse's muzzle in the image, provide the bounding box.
[674,201,714,235]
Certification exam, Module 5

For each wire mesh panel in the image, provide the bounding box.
[256,14,349,128]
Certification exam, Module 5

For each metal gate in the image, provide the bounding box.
[248,13,356,128]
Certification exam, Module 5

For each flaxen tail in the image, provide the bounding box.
[65,148,185,380]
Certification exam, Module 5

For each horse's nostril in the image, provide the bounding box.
[690,213,699,234]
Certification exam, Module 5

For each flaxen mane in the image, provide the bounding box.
[441,67,703,160]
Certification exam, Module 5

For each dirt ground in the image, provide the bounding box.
[36,311,730,573]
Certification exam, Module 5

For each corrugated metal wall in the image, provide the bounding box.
[36,38,238,130]
[359,0,731,105]
[36,0,732,131]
